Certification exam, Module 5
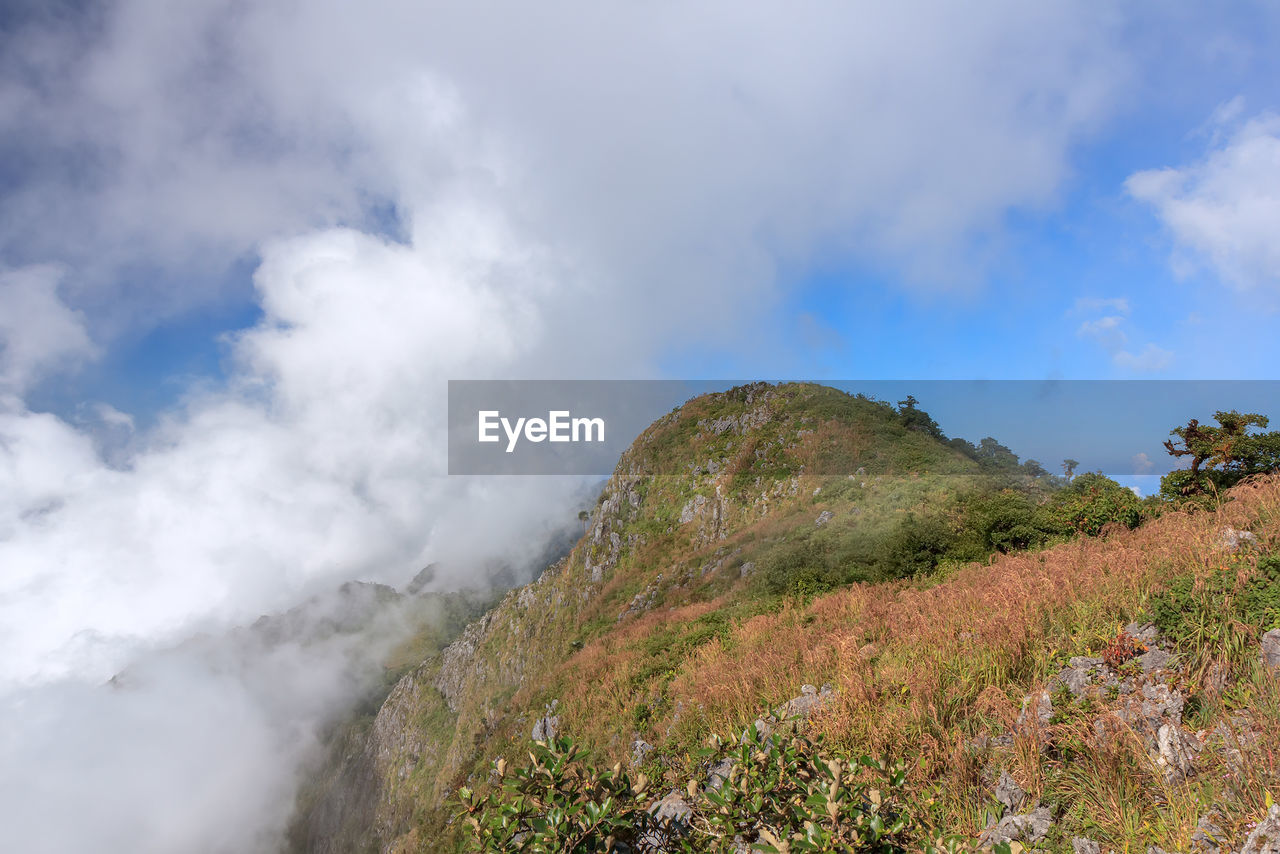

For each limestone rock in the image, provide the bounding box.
[1054,657,1107,697]
[1017,689,1053,730]
[1073,838,1101,854]
[1263,629,1280,669]
[774,683,835,720]
[706,757,735,791]
[1124,622,1161,646]
[1155,723,1194,783]
[994,770,1027,812]
[642,791,693,847]
[532,701,559,742]
[1189,812,1225,853]
[1138,647,1175,674]
[1241,805,1280,854]
[632,738,654,767]
[1220,527,1260,553]
[979,805,1052,846]
[1141,683,1184,729]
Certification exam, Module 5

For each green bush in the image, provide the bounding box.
[952,489,1048,555]
[458,728,915,853]
[1146,553,1280,671]
[1041,472,1144,537]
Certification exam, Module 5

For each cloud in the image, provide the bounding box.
[1131,451,1155,474]
[0,0,1131,345]
[1114,343,1174,373]
[1076,315,1129,350]
[0,266,97,394]
[0,211,595,850]
[1127,109,1280,292]
[0,589,435,854]
[1072,296,1130,314]
[1073,301,1172,374]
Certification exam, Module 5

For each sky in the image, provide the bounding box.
[2,2,1280,852]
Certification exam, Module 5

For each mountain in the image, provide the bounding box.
[290,382,1280,852]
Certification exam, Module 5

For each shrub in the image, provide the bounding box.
[1146,552,1280,673]
[1042,472,1143,537]
[458,728,916,853]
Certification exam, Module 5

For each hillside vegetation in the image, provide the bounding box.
[292,383,1280,853]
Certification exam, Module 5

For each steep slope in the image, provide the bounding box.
[292,381,1055,850]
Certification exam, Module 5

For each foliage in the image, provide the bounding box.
[756,471,1147,598]
[1040,472,1144,537]
[1146,553,1280,671]
[755,511,960,597]
[1099,629,1147,670]
[693,727,912,853]
[896,395,943,440]
[457,729,915,853]
[1161,410,1280,499]
[458,737,656,852]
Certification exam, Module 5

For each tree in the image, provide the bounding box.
[1062,459,1079,480]
[1161,410,1280,498]
[897,395,942,438]
[1022,459,1049,479]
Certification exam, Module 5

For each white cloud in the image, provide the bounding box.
[92,403,135,431]
[1073,302,1172,374]
[1073,296,1130,314]
[0,0,1131,343]
[0,266,97,394]
[1131,451,1154,474]
[1077,315,1129,349]
[1127,109,1280,292]
[1114,342,1174,373]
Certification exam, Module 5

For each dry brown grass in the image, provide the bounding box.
[550,475,1280,838]
[465,476,1280,848]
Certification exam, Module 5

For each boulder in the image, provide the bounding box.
[1073,838,1101,854]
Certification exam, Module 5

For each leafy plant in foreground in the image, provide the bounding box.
[457,727,917,852]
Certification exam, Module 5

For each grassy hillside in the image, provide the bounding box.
[292,382,1280,852]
